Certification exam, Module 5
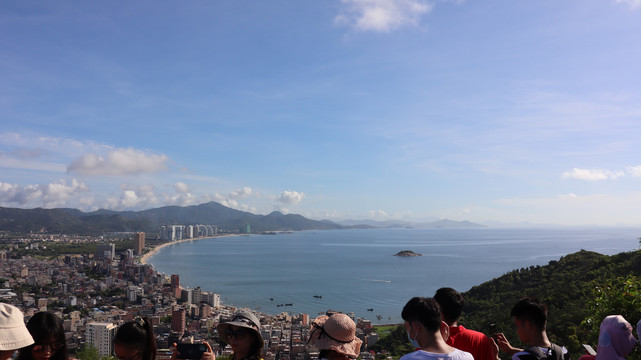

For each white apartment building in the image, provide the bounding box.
[86,322,117,357]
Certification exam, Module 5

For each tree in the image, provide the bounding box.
[76,343,100,360]
[582,275,641,360]
[368,325,414,357]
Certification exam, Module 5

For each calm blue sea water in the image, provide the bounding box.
[147,227,640,324]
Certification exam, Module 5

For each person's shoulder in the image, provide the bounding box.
[456,326,487,337]
[453,326,490,342]
[451,348,475,360]
[400,350,423,360]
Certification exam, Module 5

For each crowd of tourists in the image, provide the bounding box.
[0,288,638,360]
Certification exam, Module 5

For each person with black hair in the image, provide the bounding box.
[114,317,157,360]
[496,297,569,360]
[17,312,68,360]
[434,287,498,360]
[400,297,474,360]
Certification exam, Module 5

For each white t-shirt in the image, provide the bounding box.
[400,349,474,360]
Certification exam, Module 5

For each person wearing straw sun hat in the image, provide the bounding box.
[0,303,34,360]
[216,311,264,360]
[308,313,363,360]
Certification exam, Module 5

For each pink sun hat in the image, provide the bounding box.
[309,313,363,358]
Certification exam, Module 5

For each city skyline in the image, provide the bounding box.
[1,1,641,226]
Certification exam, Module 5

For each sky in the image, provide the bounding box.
[1,0,641,226]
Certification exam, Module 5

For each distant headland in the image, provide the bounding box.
[394,250,423,257]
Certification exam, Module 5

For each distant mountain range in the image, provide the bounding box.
[0,202,484,235]
[335,218,485,229]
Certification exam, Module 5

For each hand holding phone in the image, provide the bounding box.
[489,323,497,339]
[176,343,208,360]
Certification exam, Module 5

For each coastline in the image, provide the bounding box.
[139,233,243,265]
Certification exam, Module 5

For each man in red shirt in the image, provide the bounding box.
[434,288,499,360]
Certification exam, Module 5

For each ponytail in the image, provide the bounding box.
[115,317,156,360]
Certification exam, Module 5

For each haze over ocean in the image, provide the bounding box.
[148,228,640,324]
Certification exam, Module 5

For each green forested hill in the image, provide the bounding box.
[461,249,641,356]
[372,249,641,359]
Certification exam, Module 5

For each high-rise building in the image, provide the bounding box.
[171,274,181,298]
[201,292,220,308]
[134,232,145,255]
[127,285,144,302]
[171,225,184,241]
[193,287,202,304]
[171,308,186,334]
[95,244,115,260]
[200,303,212,318]
[181,288,193,304]
[86,322,117,357]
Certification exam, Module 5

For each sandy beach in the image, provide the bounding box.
[139,234,241,265]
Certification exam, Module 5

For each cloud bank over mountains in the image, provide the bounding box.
[0,133,304,214]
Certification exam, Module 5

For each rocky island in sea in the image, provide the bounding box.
[394,250,423,257]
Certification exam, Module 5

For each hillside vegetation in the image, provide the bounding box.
[462,249,641,356]
[374,249,641,359]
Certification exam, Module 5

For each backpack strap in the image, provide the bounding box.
[525,346,547,360]
[523,344,565,360]
[549,344,565,360]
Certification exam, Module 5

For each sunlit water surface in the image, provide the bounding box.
[148,227,640,323]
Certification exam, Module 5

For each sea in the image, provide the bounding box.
[146,227,641,324]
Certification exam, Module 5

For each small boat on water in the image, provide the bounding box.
[367,308,374,311]
[313,295,322,298]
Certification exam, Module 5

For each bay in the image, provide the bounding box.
[147,227,640,324]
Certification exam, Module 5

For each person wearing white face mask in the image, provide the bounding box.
[400,297,474,360]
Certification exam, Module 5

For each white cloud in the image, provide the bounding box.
[561,168,624,181]
[274,190,305,213]
[0,179,89,208]
[174,182,190,193]
[67,148,169,176]
[335,0,433,32]
[199,188,254,210]
[626,166,641,178]
[220,198,238,208]
[615,0,641,9]
[278,190,305,205]
[109,184,159,210]
[229,187,252,199]
[367,209,388,218]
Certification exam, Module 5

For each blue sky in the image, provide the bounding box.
[1,0,641,226]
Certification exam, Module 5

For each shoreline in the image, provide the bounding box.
[139,233,244,265]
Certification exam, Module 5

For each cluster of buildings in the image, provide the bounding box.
[0,233,381,360]
[160,225,219,241]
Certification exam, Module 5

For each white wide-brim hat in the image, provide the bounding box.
[0,303,34,351]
